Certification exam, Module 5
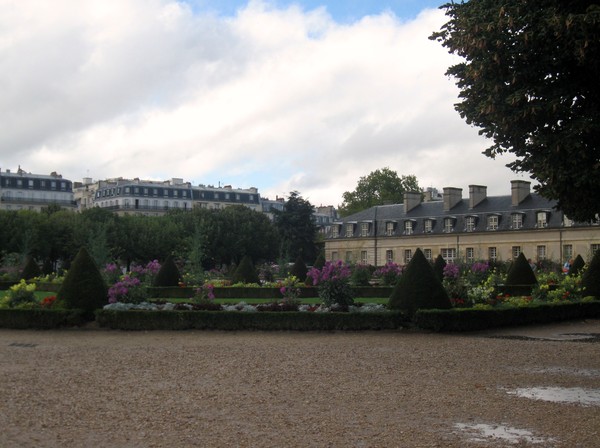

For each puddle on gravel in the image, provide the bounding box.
[506,387,600,406]
[454,423,553,445]
[524,366,600,378]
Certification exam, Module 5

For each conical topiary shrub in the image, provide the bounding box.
[569,254,585,277]
[57,247,108,319]
[388,248,451,317]
[582,249,600,298]
[313,252,326,270]
[433,254,446,283]
[504,252,537,295]
[290,256,308,282]
[232,255,260,284]
[21,256,41,280]
[153,254,181,287]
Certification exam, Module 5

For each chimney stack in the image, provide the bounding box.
[443,187,463,211]
[404,191,422,212]
[469,185,487,209]
[511,180,531,206]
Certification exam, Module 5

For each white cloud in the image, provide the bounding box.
[0,0,533,206]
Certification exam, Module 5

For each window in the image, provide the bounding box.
[404,249,412,264]
[61,182,66,191]
[345,251,353,263]
[360,223,369,237]
[537,245,546,261]
[512,213,523,229]
[163,200,169,209]
[424,249,432,261]
[214,193,219,199]
[424,219,433,233]
[51,181,56,190]
[17,179,22,187]
[164,189,169,197]
[28,180,34,188]
[591,244,600,256]
[385,222,395,236]
[360,251,368,264]
[236,194,240,200]
[512,246,521,259]
[225,193,230,199]
[537,212,548,228]
[441,248,456,263]
[332,225,339,238]
[465,216,476,232]
[563,244,573,260]
[144,188,148,195]
[386,250,394,263]
[153,189,158,196]
[487,215,498,231]
[404,221,414,235]
[125,187,131,194]
[466,247,474,261]
[249,195,254,201]
[173,190,178,197]
[345,224,354,237]
[488,247,497,261]
[331,251,338,261]
[444,218,454,233]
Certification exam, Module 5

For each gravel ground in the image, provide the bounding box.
[1,320,599,448]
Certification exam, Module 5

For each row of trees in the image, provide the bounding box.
[0,193,320,272]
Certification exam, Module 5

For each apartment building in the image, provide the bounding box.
[325,180,600,266]
[0,167,76,212]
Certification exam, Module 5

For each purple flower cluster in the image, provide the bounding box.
[471,261,490,274]
[307,261,351,286]
[108,275,141,304]
[443,263,460,279]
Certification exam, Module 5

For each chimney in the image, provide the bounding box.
[404,191,422,212]
[443,187,463,211]
[469,185,487,209]
[511,180,531,206]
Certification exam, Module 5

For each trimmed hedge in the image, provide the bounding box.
[414,300,600,332]
[147,286,394,299]
[0,309,87,329]
[95,309,408,331]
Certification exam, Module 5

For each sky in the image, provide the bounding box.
[1,0,535,207]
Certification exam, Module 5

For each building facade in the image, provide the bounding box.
[74,177,260,215]
[0,167,76,211]
[325,181,600,266]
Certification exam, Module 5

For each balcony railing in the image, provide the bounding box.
[0,197,76,207]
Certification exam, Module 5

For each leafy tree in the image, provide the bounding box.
[431,2,600,221]
[153,254,181,287]
[273,192,318,263]
[582,248,600,298]
[339,168,420,217]
[290,256,308,282]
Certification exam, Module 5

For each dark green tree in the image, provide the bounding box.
[290,256,308,282]
[57,247,108,318]
[569,254,586,276]
[339,168,420,216]
[433,254,446,283]
[388,248,451,317]
[232,255,260,285]
[582,249,600,298]
[21,256,41,280]
[273,192,318,263]
[431,1,600,221]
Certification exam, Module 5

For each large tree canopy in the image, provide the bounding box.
[339,168,420,216]
[431,1,600,221]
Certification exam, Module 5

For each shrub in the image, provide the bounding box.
[153,255,181,287]
[307,260,354,308]
[350,264,371,286]
[388,248,451,317]
[569,255,585,277]
[505,253,538,289]
[108,275,148,304]
[373,262,403,286]
[232,255,260,285]
[433,254,446,283]
[57,247,108,318]
[2,279,37,308]
[290,256,308,282]
[582,249,600,298]
[313,252,326,270]
[21,256,41,280]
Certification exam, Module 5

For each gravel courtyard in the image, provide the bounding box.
[1,320,599,447]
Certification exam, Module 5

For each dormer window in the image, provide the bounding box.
[404,220,414,235]
[536,211,549,228]
[444,217,454,233]
[465,216,477,232]
[345,223,354,237]
[385,221,395,236]
[424,219,434,233]
[331,225,340,238]
[487,215,499,231]
[360,222,369,237]
[511,213,524,230]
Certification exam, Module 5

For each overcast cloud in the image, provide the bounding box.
[0,0,533,206]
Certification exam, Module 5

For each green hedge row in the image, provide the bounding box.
[0,309,87,329]
[148,286,393,299]
[414,300,600,332]
[95,309,408,331]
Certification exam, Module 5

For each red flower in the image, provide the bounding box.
[41,295,57,308]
